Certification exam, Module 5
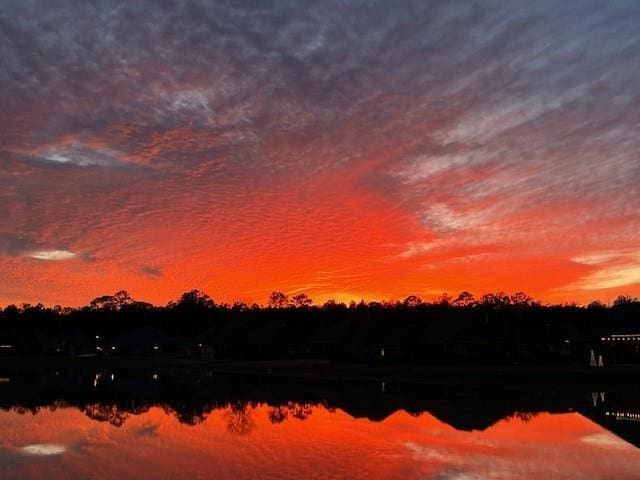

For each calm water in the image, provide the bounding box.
[0,368,639,479]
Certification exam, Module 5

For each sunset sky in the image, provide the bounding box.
[1,1,639,306]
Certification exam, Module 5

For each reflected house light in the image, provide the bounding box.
[21,444,66,456]
[0,377,10,383]
[606,410,640,422]
[0,345,13,349]
[602,334,640,343]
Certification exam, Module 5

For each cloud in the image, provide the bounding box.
[0,234,39,257]
[572,252,624,266]
[0,1,639,304]
[421,204,488,234]
[38,143,128,168]
[399,242,441,259]
[141,266,163,278]
[0,235,77,261]
[570,250,640,290]
[575,264,640,291]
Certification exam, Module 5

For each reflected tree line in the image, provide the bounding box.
[0,399,551,436]
[1,368,638,444]
[3,399,310,434]
[0,395,544,435]
[1,290,640,363]
[0,368,322,434]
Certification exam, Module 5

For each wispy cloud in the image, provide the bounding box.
[568,250,640,290]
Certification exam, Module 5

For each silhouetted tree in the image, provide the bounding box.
[176,289,214,309]
[510,291,537,307]
[268,406,288,423]
[613,295,636,307]
[403,295,423,307]
[225,402,255,435]
[480,292,511,307]
[435,293,452,306]
[267,402,313,424]
[267,291,288,308]
[453,291,476,307]
[587,300,606,310]
[4,287,640,366]
[84,403,129,427]
[231,301,248,311]
[321,299,347,311]
[510,411,539,423]
[2,304,19,321]
[90,290,134,311]
[290,293,312,308]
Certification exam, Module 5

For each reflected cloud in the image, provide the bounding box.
[0,368,637,479]
[29,250,76,261]
[581,433,635,450]
[19,444,66,456]
[133,423,160,438]
[432,472,483,480]
[405,441,453,463]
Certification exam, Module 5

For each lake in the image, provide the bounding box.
[0,366,639,479]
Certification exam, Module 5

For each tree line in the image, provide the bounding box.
[1,289,639,364]
[5,288,636,314]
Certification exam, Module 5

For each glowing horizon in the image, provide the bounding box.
[1,2,640,307]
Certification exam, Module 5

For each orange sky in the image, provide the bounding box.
[1,2,640,307]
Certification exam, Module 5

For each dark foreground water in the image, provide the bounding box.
[0,367,639,479]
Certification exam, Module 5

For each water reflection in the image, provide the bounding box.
[0,368,639,479]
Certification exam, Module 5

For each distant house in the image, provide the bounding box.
[106,328,214,358]
[50,331,94,356]
[196,343,215,359]
[109,327,168,356]
[166,337,211,358]
[599,334,640,364]
[0,338,16,356]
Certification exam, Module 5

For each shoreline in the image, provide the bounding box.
[1,356,639,390]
